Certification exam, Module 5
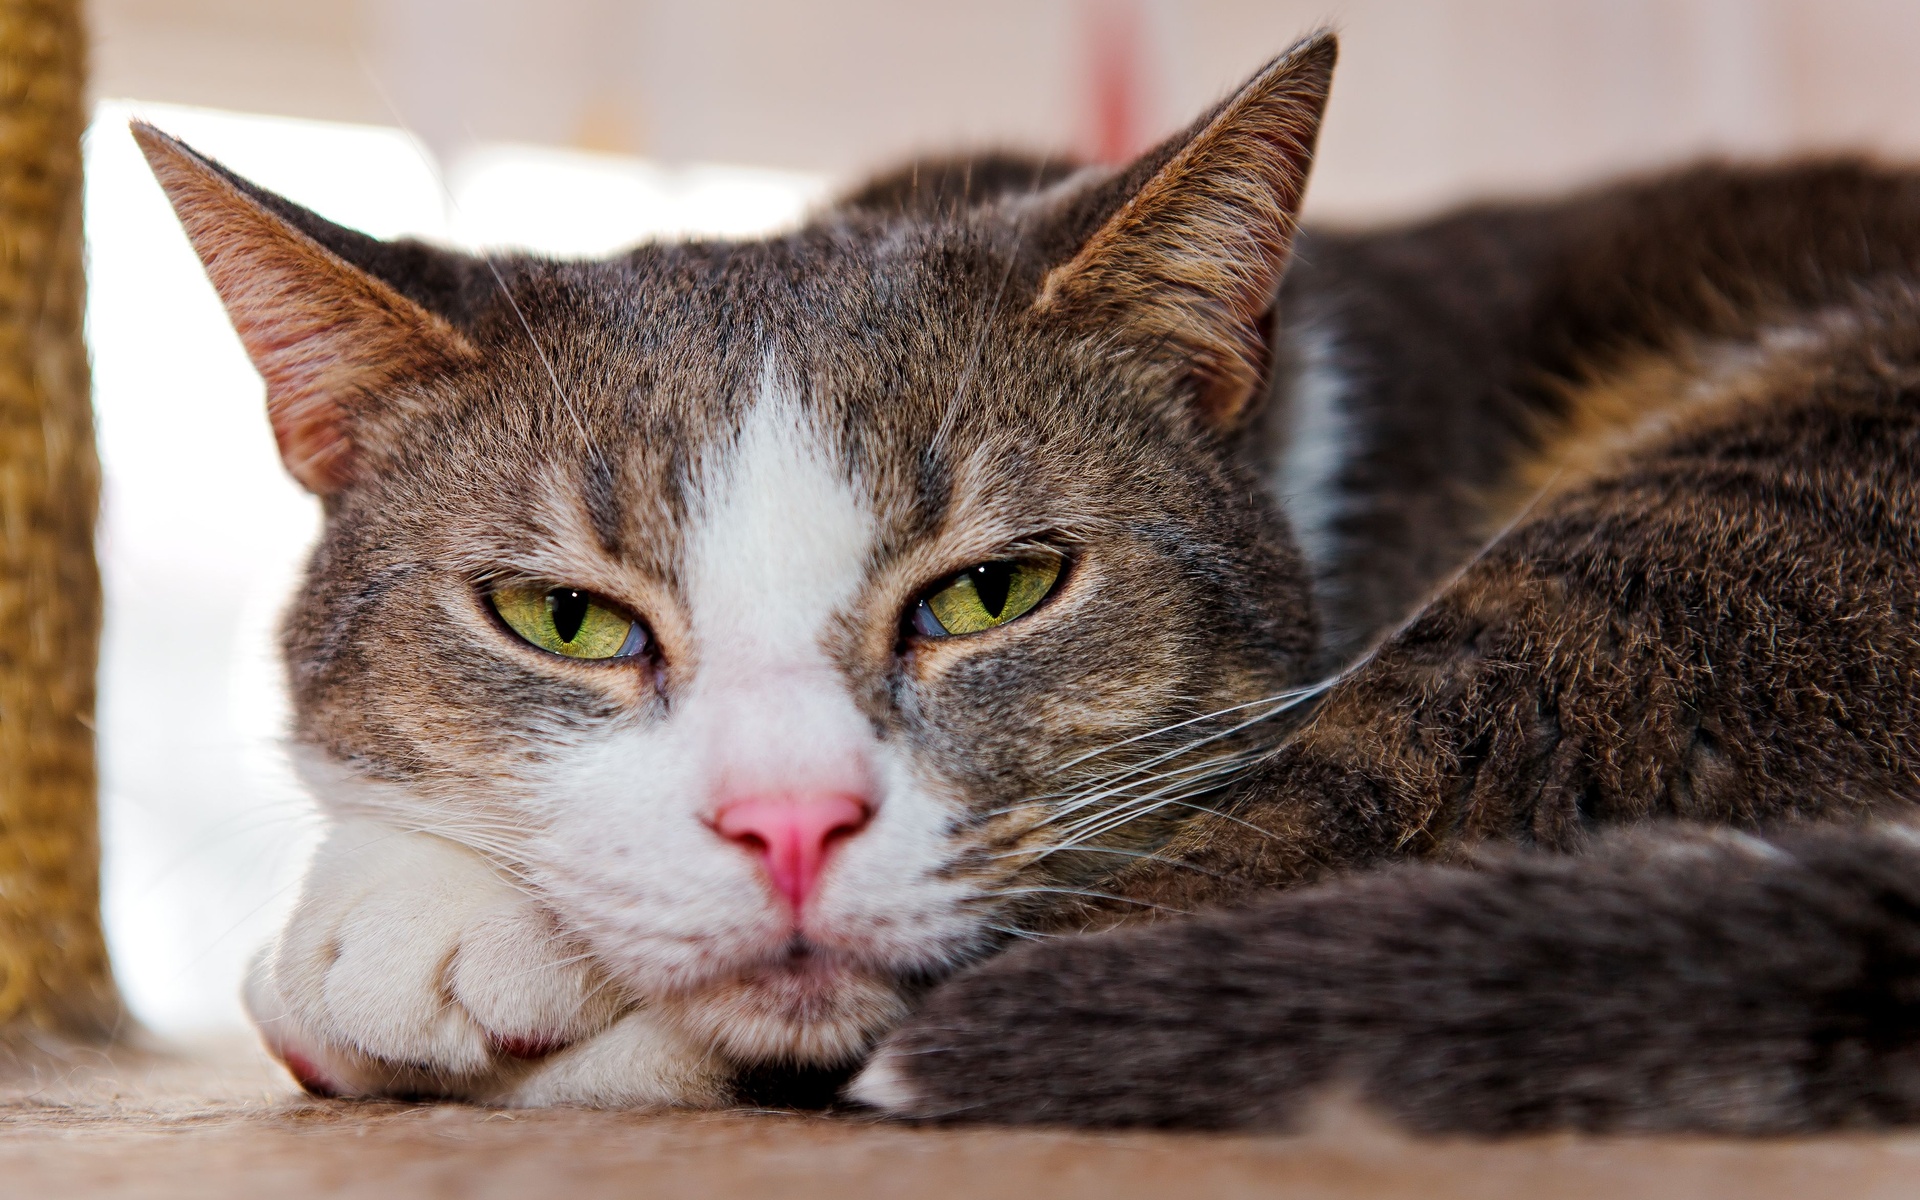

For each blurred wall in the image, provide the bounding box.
[86,0,1920,220]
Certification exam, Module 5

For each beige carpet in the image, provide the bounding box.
[5,1038,1920,1199]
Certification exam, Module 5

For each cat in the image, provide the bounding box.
[136,29,1920,1131]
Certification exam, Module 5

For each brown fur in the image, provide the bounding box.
[1093,193,1920,912]
[139,40,1342,1090]
[1274,159,1920,658]
[143,28,1920,1131]
[874,161,1920,1129]
[878,823,1920,1133]
[1036,37,1333,425]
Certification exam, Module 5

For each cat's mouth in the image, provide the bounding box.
[664,939,914,1066]
[723,938,891,1008]
[760,936,848,973]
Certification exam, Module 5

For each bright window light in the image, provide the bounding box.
[451,144,829,254]
[86,99,830,1037]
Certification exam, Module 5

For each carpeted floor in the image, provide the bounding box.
[5,1039,1920,1199]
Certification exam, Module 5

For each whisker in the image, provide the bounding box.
[982,923,1054,941]
[1029,747,1264,836]
[482,256,603,465]
[1024,684,1325,823]
[1042,779,1244,856]
[486,948,601,988]
[1048,785,1240,851]
[352,53,603,468]
[971,701,1289,826]
[983,885,1192,917]
[988,843,1244,883]
[1048,681,1330,777]
[1050,748,1261,819]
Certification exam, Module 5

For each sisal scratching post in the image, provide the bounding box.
[0,0,118,1045]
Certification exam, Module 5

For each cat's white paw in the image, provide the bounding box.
[249,819,637,1099]
[482,1009,730,1108]
[845,1049,922,1114]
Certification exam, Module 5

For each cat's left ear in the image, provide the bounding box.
[1036,32,1335,427]
[133,122,480,495]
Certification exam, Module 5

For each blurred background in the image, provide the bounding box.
[83,0,1920,1038]
[95,0,1920,221]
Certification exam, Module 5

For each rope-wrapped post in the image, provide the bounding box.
[0,0,118,1044]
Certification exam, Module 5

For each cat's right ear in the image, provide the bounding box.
[1032,32,1335,429]
[132,122,479,495]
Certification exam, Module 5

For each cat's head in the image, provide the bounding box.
[139,33,1335,1068]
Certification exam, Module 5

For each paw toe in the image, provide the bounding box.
[280,1047,344,1098]
[491,1011,730,1109]
[490,1033,567,1061]
[451,906,615,1050]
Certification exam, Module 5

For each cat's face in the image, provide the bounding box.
[140,35,1334,1067]
[281,235,1313,1062]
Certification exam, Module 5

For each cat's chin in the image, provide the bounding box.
[663,955,912,1067]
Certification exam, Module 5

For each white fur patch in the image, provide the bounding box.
[251,816,640,1098]
[678,355,880,799]
[503,352,984,1063]
[491,1010,730,1109]
[690,358,875,660]
[1273,322,1351,574]
[845,1050,921,1113]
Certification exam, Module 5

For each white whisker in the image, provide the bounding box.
[353,54,603,467]
[1048,681,1330,777]
[982,923,1054,941]
[984,885,1192,917]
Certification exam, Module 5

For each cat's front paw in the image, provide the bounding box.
[248,819,671,1102]
[846,941,1098,1124]
[853,827,1920,1134]
[480,1008,729,1108]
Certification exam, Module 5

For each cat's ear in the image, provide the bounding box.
[1035,32,1335,427]
[132,122,480,495]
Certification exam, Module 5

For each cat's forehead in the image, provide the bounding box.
[525,225,1077,458]
[519,222,1024,412]
[407,223,1112,581]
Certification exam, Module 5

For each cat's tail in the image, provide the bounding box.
[850,822,1920,1133]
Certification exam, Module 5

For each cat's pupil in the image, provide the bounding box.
[548,589,590,643]
[973,563,1014,619]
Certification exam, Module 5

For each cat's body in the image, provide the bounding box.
[1109,160,1920,904]
[863,157,1920,1131]
[137,33,1920,1130]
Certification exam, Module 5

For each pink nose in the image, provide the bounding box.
[712,793,872,911]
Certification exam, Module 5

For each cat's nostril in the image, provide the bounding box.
[711,793,873,913]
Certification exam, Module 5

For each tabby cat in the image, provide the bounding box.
[138,31,1920,1132]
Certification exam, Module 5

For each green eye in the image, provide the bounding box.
[913,553,1064,638]
[491,585,647,660]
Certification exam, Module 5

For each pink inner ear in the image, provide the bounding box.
[209,235,469,495]
[223,281,367,492]
[134,123,479,497]
[1036,34,1332,429]
[260,372,353,493]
